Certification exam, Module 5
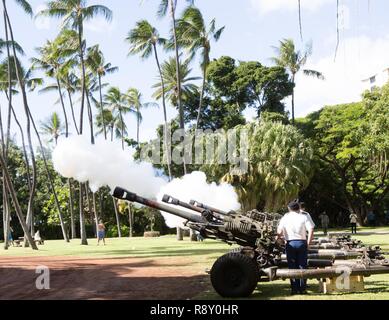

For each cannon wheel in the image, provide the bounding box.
[210,252,258,298]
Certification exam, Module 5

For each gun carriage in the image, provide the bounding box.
[113,187,389,297]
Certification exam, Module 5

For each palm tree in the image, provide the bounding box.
[152,57,199,108]
[38,2,112,246]
[126,19,172,180]
[104,87,136,150]
[152,57,198,242]
[32,38,74,137]
[271,39,324,124]
[125,88,158,147]
[38,0,112,142]
[86,45,118,140]
[40,112,64,145]
[175,6,224,129]
[2,0,72,245]
[158,0,194,175]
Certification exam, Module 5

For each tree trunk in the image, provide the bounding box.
[98,75,107,139]
[56,77,69,137]
[119,110,125,150]
[137,113,140,147]
[176,227,183,241]
[153,44,172,181]
[85,90,95,144]
[0,152,38,250]
[67,89,79,135]
[27,108,69,242]
[78,23,86,135]
[85,184,94,236]
[169,0,187,175]
[291,74,296,125]
[3,4,37,247]
[69,178,76,239]
[92,191,99,239]
[112,197,121,237]
[128,205,133,238]
[0,101,9,250]
[2,183,10,250]
[79,182,88,245]
[195,63,207,130]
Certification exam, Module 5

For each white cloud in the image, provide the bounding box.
[250,0,333,15]
[293,35,389,117]
[85,17,116,33]
[34,4,51,30]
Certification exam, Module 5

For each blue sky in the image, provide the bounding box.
[3,0,389,146]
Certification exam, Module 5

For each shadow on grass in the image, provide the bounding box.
[198,279,389,300]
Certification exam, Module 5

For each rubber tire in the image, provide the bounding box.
[210,252,258,298]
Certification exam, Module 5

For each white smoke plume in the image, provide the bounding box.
[157,171,241,228]
[52,136,241,228]
[52,135,166,197]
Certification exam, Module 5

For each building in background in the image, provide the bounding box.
[362,67,389,92]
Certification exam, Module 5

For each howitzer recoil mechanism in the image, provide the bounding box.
[113,187,389,298]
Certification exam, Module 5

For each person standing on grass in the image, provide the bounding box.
[8,226,14,246]
[349,211,358,234]
[277,201,315,295]
[97,220,106,246]
[319,212,330,235]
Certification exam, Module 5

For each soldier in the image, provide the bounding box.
[318,211,330,235]
[299,202,315,227]
[349,211,358,234]
[277,201,315,295]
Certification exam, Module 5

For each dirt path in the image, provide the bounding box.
[0,256,209,300]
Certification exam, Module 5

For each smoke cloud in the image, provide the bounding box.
[52,136,240,228]
[52,135,166,197]
[157,171,241,228]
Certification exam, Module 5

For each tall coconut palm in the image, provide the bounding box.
[40,112,64,145]
[175,6,224,129]
[86,45,118,140]
[152,57,199,108]
[39,1,112,246]
[125,88,158,147]
[95,108,114,140]
[271,39,324,124]
[104,87,136,150]
[126,20,172,180]
[152,56,199,242]
[2,0,72,245]
[38,0,112,142]
[32,40,73,137]
[0,42,29,249]
[158,0,194,175]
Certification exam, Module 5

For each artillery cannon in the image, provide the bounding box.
[113,187,389,298]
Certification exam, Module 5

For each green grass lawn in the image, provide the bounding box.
[1,227,389,300]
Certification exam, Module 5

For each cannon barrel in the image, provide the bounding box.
[189,199,230,216]
[163,195,226,222]
[113,187,207,224]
